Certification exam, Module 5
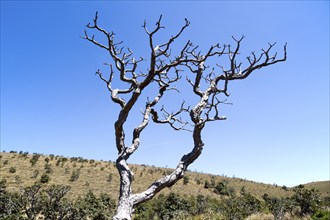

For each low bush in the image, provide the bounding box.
[40,173,50,183]
[312,210,330,220]
[70,169,80,182]
[9,167,16,173]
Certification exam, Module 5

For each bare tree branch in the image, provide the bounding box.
[84,13,287,220]
[131,40,287,207]
[150,103,190,131]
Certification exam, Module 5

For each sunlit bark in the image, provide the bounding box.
[84,12,287,220]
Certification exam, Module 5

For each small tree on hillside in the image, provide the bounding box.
[83,12,287,220]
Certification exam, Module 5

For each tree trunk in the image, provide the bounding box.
[112,158,134,220]
[112,201,133,220]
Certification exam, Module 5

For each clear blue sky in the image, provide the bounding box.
[1,1,329,187]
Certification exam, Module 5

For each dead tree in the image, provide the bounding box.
[83,13,287,220]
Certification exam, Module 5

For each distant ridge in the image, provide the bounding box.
[0,151,328,199]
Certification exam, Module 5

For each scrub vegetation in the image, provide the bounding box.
[1,151,329,219]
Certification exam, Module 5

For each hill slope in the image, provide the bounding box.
[0,151,327,200]
[303,181,330,197]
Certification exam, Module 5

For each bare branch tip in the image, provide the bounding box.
[156,15,163,25]
[184,18,190,25]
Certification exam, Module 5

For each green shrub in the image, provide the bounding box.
[204,180,210,189]
[73,191,116,219]
[157,193,192,219]
[19,183,43,219]
[44,163,53,174]
[321,196,330,207]
[9,167,16,173]
[56,159,61,166]
[107,173,113,183]
[42,185,72,219]
[291,185,321,216]
[183,176,189,185]
[44,157,50,163]
[40,173,50,183]
[312,210,330,220]
[56,157,68,167]
[70,169,80,182]
[30,154,41,166]
[222,193,261,220]
[214,180,229,196]
[19,152,28,159]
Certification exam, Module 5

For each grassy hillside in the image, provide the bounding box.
[0,151,327,201]
[303,181,330,197]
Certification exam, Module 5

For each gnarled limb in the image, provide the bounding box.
[131,37,286,208]
[84,13,287,220]
[84,14,205,220]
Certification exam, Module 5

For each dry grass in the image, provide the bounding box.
[1,152,326,201]
[303,180,330,197]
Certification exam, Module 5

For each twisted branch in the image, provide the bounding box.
[84,14,287,219]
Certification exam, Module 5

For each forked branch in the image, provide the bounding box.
[85,14,287,220]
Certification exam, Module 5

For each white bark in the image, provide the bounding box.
[112,159,134,220]
[84,13,287,220]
